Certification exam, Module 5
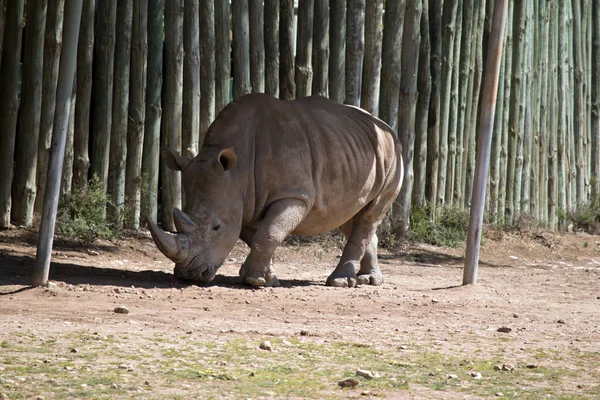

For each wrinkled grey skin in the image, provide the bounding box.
[148,93,403,287]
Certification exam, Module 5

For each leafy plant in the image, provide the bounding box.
[56,175,120,243]
[409,204,471,248]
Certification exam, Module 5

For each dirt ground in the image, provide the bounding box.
[1,227,599,399]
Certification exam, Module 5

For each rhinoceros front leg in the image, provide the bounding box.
[240,199,307,286]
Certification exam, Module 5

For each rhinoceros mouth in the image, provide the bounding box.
[174,259,221,284]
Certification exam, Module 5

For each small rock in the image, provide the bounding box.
[338,378,359,388]
[431,298,439,304]
[70,348,78,353]
[502,364,514,371]
[494,365,502,371]
[399,345,408,350]
[144,380,150,386]
[526,364,538,369]
[356,369,374,379]
[282,339,292,346]
[36,397,45,400]
[110,383,118,389]
[428,372,436,376]
[361,390,371,396]
[495,392,504,397]
[471,372,482,379]
[259,340,272,351]
[557,319,566,324]
[87,249,100,256]
[114,306,129,314]
[497,327,512,333]
[447,374,459,380]
[577,384,583,389]
[300,330,309,336]
[513,313,519,318]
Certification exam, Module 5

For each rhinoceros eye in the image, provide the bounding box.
[212,224,221,232]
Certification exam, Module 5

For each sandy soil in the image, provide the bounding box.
[1,227,599,399]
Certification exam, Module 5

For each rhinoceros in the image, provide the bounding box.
[148,93,403,287]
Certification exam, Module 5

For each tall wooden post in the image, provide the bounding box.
[463,0,508,285]
[34,0,83,286]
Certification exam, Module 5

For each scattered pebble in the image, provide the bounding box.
[502,364,514,371]
[557,319,566,324]
[144,380,150,386]
[70,348,78,353]
[259,341,272,351]
[447,374,459,380]
[497,327,512,333]
[495,392,504,397]
[110,383,118,389]
[338,378,359,388]
[399,345,408,350]
[526,364,538,369]
[361,391,371,396]
[87,250,100,256]
[513,314,519,318]
[356,369,374,380]
[471,372,482,379]
[114,306,129,314]
[431,298,439,304]
[300,330,309,336]
[36,396,45,400]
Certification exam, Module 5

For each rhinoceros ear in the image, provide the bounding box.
[161,146,192,171]
[214,147,237,173]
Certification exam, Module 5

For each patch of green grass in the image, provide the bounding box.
[1,331,599,399]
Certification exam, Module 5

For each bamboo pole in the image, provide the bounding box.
[506,0,526,225]
[498,1,513,223]
[557,0,567,227]
[60,82,76,200]
[265,0,280,97]
[125,0,148,229]
[453,0,475,208]
[572,0,586,206]
[34,0,83,286]
[279,0,296,100]
[73,0,95,191]
[183,0,200,159]
[232,0,251,98]
[345,0,365,106]
[200,0,216,144]
[426,0,442,208]
[250,0,266,93]
[215,0,231,111]
[445,0,463,207]
[295,0,314,98]
[329,0,346,103]
[548,0,558,229]
[161,0,184,231]
[395,0,422,235]
[520,0,533,215]
[437,0,459,207]
[360,0,383,114]
[0,0,24,228]
[463,0,508,285]
[11,0,47,226]
[592,0,600,197]
[413,0,431,207]
[312,0,329,97]
[379,0,405,132]
[108,0,133,228]
[36,0,66,215]
[141,0,164,224]
[538,0,550,223]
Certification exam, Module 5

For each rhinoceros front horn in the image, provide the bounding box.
[147,218,189,263]
[173,207,197,233]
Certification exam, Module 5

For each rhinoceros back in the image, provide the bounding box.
[203,93,403,234]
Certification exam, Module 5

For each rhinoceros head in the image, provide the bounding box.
[148,146,243,284]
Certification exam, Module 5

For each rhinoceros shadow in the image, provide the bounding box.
[0,252,318,294]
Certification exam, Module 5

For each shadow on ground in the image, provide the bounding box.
[0,253,318,294]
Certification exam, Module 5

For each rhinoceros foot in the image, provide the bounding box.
[239,262,278,287]
[326,261,358,288]
[356,272,384,286]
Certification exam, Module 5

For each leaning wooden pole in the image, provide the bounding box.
[463,0,508,285]
[34,0,83,287]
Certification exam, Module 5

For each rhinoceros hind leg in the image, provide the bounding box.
[325,261,358,287]
[336,221,383,286]
[241,199,307,287]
